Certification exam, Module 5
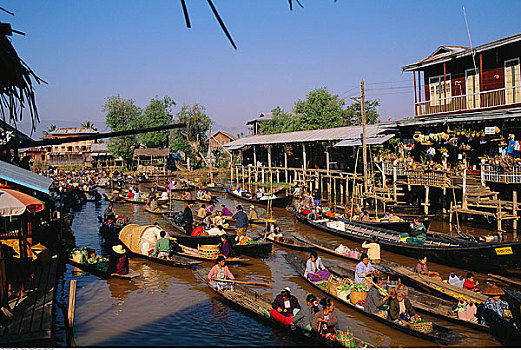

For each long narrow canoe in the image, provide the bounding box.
[291,233,360,263]
[175,244,249,265]
[295,212,521,274]
[193,270,373,348]
[228,190,293,208]
[102,193,126,203]
[67,258,141,280]
[118,242,201,268]
[264,235,313,251]
[145,206,171,215]
[284,253,467,345]
[325,260,489,332]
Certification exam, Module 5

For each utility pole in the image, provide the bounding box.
[361,79,368,194]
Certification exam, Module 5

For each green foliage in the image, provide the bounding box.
[341,99,380,126]
[258,106,300,135]
[42,124,56,136]
[134,96,175,148]
[294,87,345,130]
[80,120,95,129]
[103,95,142,161]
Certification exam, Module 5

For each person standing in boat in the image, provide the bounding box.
[312,297,338,340]
[108,245,129,275]
[197,204,207,219]
[388,284,419,326]
[270,287,301,328]
[364,276,391,318]
[355,253,375,284]
[362,236,381,264]
[293,294,319,332]
[181,201,195,235]
[153,231,171,259]
[256,188,263,199]
[232,205,249,242]
[305,251,330,282]
[207,256,235,290]
[480,285,515,337]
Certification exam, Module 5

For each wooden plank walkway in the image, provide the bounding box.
[0,255,58,345]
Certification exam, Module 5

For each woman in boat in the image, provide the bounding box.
[181,191,192,200]
[305,251,330,282]
[312,297,338,340]
[360,210,371,222]
[293,294,319,332]
[191,222,206,236]
[480,285,512,327]
[108,245,129,275]
[407,218,426,245]
[220,204,233,217]
[388,284,420,326]
[364,276,391,318]
[414,257,441,280]
[361,236,381,264]
[355,253,375,284]
[197,204,207,219]
[220,234,232,258]
[269,287,301,327]
[207,256,235,290]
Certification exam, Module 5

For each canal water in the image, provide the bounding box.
[53,191,502,347]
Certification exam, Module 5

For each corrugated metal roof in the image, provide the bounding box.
[225,124,393,148]
[0,160,53,195]
[133,148,170,157]
[334,134,395,147]
[90,143,109,152]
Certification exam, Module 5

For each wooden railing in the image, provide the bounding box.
[415,85,521,117]
[382,161,406,176]
[481,164,521,184]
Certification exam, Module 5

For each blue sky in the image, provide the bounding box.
[4,0,521,136]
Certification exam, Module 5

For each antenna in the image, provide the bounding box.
[463,7,478,75]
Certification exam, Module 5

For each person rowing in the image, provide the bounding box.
[312,297,338,340]
[208,256,235,290]
[364,276,391,318]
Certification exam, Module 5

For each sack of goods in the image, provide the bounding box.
[119,224,170,255]
[326,221,345,231]
[335,244,351,256]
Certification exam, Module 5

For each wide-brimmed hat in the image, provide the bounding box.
[266,218,277,223]
[112,245,126,254]
[112,190,119,193]
[250,205,255,209]
[282,287,291,293]
[481,284,505,296]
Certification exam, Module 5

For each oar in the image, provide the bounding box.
[364,274,388,296]
[214,278,272,288]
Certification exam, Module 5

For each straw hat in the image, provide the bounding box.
[250,205,255,209]
[112,245,126,254]
[112,190,119,193]
[481,284,505,296]
[266,218,277,223]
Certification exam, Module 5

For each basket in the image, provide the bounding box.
[335,330,354,348]
[198,244,219,258]
[408,321,433,333]
[349,291,367,305]
[327,275,340,296]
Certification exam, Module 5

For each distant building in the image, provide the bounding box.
[43,127,98,167]
[246,112,273,135]
[210,130,236,152]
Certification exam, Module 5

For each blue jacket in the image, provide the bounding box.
[232,210,249,228]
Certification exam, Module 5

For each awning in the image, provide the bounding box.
[333,134,395,147]
[0,189,44,217]
[0,160,53,195]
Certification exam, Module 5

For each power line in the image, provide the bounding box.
[366,86,410,91]
[365,79,410,86]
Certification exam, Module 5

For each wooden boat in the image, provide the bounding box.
[120,242,201,268]
[175,244,249,264]
[345,218,431,234]
[291,233,361,263]
[492,288,521,345]
[228,189,293,208]
[325,260,490,332]
[145,205,171,215]
[171,196,216,203]
[125,197,148,204]
[67,257,141,280]
[264,234,313,251]
[102,192,126,203]
[163,213,272,259]
[295,213,521,274]
[284,253,467,345]
[193,270,373,348]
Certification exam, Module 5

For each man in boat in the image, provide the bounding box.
[152,231,171,259]
[293,294,319,332]
[292,185,301,198]
[388,284,419,326]
[383,210,393,220]
[197,204,207,219]
[305,251,329,282]
[355,253,376,284]
[232,205,249,242]
[219,235,232,258]
[108,245,129,275]
[407,218,426,245]
[220,204,233,217]
[362,236,381,264]
[270,287,301,328]
[104,203,115,221]
[181,201,195,235]
[480,285,515,337]
[414,257,441,280]
[364,276,391,318]
[207,256,235,290]
[181,191,192,200]
[112,190,120,202]
[248,205,258,221]
[149,196,158,211]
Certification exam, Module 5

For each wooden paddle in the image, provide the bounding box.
[364,275,389,296]
[214,278,272,288]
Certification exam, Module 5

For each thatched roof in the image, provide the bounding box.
[133,148,170,158]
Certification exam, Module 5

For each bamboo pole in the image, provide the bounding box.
[67,280,77,347]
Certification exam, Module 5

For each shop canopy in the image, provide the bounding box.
[0,189,44,217]
[333,134,395,147]
[0,159,53,195]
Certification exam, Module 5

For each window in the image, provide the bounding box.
[465,68,480,109]
[429,74,452,106]
[505,58,521,104]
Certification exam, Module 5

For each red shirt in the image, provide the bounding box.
[463,280,476,291]
[191,226,203,236]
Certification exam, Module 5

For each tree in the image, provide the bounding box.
[294,87,345,130]
[42,124,56,136]
[80,120,96,129]
[103,95,142,161]
[134,96,175,148]
[171,104,213,168]
[341,99,380,126]
[258,106,300,135]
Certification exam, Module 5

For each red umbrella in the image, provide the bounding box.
[0,189,44,217]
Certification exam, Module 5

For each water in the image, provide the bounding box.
[53,192,502,347]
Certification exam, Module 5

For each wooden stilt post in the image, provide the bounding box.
[284,146,288,182]
[67,279,77,347]
[498,199,502,231]
[424,185,430,215]
[514,191,518,230]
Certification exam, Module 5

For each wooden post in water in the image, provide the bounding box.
[514,191,518,231]
[498,199,502,231]
[462,168,468,209]
[423,185,430,215]
[67,279,77,347]
[284,147,288,182]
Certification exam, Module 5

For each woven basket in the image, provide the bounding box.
[119,224,140,250]
[198,244,219,258]
[408,321,433,333]
[335,330,354,348]
[327,275,340,296]
[349,291,367,305]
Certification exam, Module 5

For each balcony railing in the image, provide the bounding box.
[415,85,521,117]
[481,164,521,184]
